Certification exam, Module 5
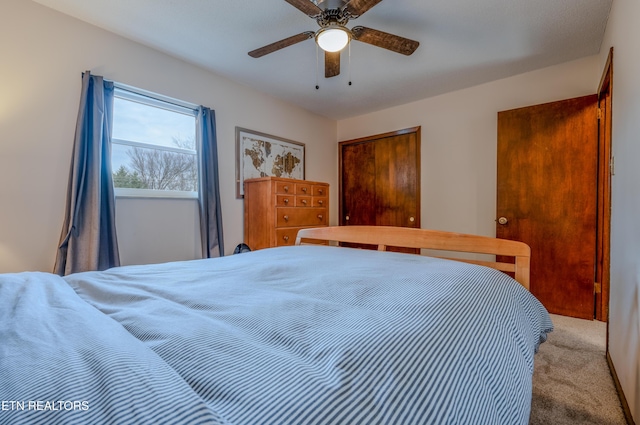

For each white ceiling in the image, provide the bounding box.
[32,0,612,120]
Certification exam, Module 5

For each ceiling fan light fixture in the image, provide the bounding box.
[316,26,350,52]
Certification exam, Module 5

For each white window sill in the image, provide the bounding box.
[115,188,199,200]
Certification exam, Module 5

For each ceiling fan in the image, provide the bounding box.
[248,0,420,78]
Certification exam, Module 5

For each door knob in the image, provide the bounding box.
[497,217,508,225]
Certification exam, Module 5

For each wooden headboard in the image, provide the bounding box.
[295,226,531,290]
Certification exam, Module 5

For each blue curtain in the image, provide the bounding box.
[54,72,120,275]
[197,106,224,257]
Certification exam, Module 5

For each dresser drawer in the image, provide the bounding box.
[275,181,294,194]
[275,228,301,246]
[276,207,327,227]
[313,197,327,207]
[276,228,328,246]
[296,196,312,207]
[276,194,294,207]
[295,182,312,195]
[312,185,328,197]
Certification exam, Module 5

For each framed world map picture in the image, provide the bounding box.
[235,127,305,198]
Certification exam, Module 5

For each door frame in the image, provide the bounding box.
[338,126,421,227]
[596,47,613,323]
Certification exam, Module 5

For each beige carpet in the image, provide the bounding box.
[529,314,627,424]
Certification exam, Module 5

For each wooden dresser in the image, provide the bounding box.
[244,177,329,250]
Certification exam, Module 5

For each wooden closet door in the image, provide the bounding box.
[340,127,420,252]
[374,133,420,228]
[341,141,376,227]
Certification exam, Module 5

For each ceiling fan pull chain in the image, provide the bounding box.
[348,42,352,86]
[315,43,320,90]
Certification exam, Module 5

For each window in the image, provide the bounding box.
[111,85,199,198]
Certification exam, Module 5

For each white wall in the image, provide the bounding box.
[338,56,601,239]
[115,198,202,266]
[0,0,337,272]
[599,0,640,421]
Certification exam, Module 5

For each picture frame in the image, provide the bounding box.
[235,127,305,198]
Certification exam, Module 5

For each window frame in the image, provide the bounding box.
[111,83,200,200]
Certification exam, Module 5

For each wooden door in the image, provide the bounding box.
[340,127,420,252]
[497,95,598,319]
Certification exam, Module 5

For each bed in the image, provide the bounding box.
[0,226,552,425]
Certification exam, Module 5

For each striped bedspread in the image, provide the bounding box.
[0,245,552,424]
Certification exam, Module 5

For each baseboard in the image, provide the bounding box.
[607,350,636,425]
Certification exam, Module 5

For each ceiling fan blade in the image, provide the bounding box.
[343,0,383,18]
[351,26,419,56]
[325,51,340,78]
[284,0,323,17]
[248,32,314,58]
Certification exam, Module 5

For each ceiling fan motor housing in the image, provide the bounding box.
[316,8,350,27]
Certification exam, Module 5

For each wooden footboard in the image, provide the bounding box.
[295,226,531,290]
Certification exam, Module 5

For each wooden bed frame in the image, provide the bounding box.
[295,226,531,290]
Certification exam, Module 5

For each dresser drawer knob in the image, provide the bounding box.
[317,214,323,220]
[318,188,324,194]
[283,235,289,242]
[301,199,307,205]
[284,186,289,192]
[284,198,289,204]
[283,215,289,221]
[302,187,308,193]
[318,200,323,205]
